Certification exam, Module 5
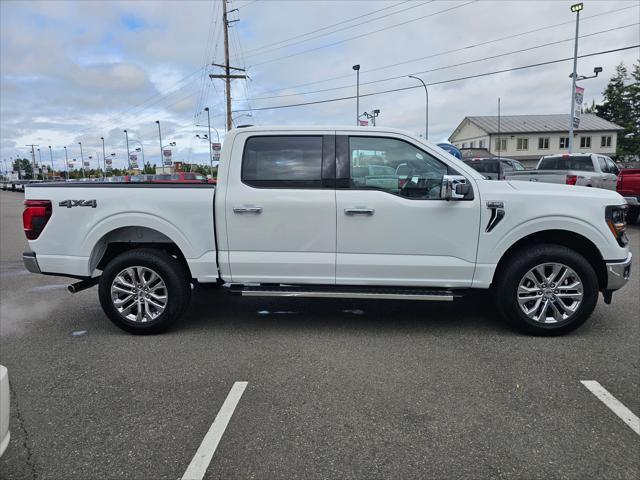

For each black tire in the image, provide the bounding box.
[98,248,191,334]
[627,206,639,225]
[494,244,599,336]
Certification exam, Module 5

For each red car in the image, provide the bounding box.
[617,168,640,224]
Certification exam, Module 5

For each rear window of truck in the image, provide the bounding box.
[538,155,594,171]
[464,160,500,174]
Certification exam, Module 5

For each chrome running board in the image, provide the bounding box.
[228,284,456,301]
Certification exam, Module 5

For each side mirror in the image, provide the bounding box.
[441,175,470,200]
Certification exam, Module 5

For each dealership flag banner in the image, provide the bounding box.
[573,85,584,128]
[105,158,113,171]
[83,160,90,171]
[212,142,221,160]
[163,149,173,166]
[129,154,138,169]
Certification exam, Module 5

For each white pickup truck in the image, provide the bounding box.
[504,153,619,189]
[22,126,632,336]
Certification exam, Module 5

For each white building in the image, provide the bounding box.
[449,114,623,167]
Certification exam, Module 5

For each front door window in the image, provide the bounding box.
[349,136,447,199]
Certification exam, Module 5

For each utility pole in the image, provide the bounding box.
[209,1,246,131]
[25,144,38,179]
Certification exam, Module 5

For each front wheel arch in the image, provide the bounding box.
[492,230,607,290]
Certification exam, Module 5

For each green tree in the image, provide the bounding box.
[595,62,638,159]
[12,158,33,179]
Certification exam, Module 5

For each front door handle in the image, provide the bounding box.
[344,208,375,216]
[233,206,263,214]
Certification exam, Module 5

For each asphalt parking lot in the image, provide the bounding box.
[0,190,638,480]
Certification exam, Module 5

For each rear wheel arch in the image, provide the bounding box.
[90,226,192,279]
[492,229,607,290]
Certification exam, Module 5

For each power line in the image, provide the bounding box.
[250,3,640,97]
[248,1,477,68]
[246,23,638,101]
[229,45,639,113]
[235,1,428,59]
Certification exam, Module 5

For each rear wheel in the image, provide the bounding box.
[495,244,599,335]
[98,248,191,334]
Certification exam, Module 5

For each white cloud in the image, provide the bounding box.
[1,0,638,169]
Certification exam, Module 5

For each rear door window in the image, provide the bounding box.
[242,136,323,188]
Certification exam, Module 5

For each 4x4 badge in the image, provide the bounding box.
[58,200,97,208]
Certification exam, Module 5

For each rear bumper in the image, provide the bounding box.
[22,251,41,274]
[606,252,632,291]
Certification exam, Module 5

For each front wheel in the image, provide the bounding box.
[494,244,599,335]
[98,248,191,334]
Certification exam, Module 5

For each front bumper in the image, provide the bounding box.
[606,252,632,290]
[23,251,41,274]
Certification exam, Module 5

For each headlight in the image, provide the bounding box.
[605,205,628,247]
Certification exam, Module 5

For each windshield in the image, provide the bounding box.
[538,155,594,171]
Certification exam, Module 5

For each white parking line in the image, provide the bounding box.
[581,380,640,436]
[181,381,248,480]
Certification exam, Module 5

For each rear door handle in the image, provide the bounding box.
[233,206,263,214]
[344,208,375,216]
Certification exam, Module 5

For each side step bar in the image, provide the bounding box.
[227,284,458,301]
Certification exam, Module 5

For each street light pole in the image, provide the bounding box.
[353,64,360,126]
[37,148,44,179]
[123,129,131,170]
[48,146,54,177]
[408,75,429,140]
[78,142,85,178]
[568,2,583,154]
[205,107,214,177]
[63,146,69,180]
[100,137,107,176]
[155,121,163,170]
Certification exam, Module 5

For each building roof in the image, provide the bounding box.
[465,114,623,134]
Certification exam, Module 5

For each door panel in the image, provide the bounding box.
[225,132,336,284]
[335,133,481,288]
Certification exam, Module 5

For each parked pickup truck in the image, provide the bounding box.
[617,168,640,224]
[22,126,632,336]
[504,153,619,189]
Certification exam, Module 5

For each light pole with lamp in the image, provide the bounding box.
[63,146,69,180]
[123,129,131,170]
[37,148,44,179]
[48,146,54,177]
[408,75,429,140]
[568,2,583,153]
[100,137,107,176]
[155,121,163,169]
[204,107,214,177]
[353,64,360,126]
[78,142,85,178]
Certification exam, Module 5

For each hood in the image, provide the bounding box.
[507,180,624,202]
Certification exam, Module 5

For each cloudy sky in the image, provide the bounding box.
[1,0,638,170]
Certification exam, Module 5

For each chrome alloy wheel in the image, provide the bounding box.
[110,266,168,323]
[517,263,584,324]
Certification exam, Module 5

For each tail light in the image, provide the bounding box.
[23,200,52,240]
[605,205,628,247]
[616,174,622,190]
[566,175,578,185]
